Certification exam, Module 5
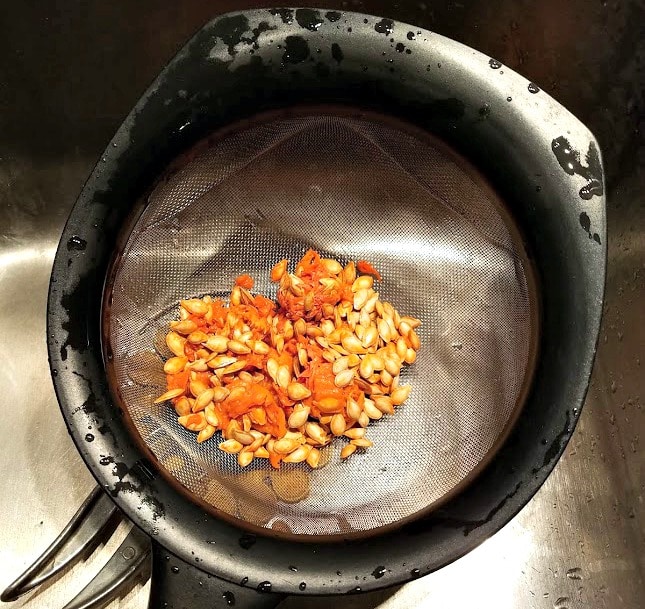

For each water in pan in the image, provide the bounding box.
[105,109,536,538]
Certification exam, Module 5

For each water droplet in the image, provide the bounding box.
[350,586,362,593]
[323,40,341,63]
[85,433,94,442]
[410,568,421,578]
[239,534,256,549]
[566,567,582,580]
[489,58,502,69]
[374,18,394,35]
[295,9,324,31]
[528,82,540,93]
[336,570,342,576]
[171,566,179,574]
[52,369,58,376]
[99,456,111,465]
[506,96,513,102]
[282,36,310,64]
[289,565,298,572]
[240,576,248,586]
[257,581,272,593]
[478,103,491,118]
[222,590,236,606]
[67,235,87,251]
[395,42,405,53]
[372,566,386,579]
[299,581,307,590]
[407,31,416,40]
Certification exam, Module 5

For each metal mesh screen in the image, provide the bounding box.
[105,111,536,538]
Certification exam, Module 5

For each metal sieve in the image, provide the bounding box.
[103,107,538,540]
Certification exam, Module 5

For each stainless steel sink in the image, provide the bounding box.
[0,2,642,608]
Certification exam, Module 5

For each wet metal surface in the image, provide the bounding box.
[0,1,643,608]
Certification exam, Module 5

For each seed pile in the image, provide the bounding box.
[155,250,421,469]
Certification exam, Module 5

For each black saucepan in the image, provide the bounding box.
[47,8,606,608]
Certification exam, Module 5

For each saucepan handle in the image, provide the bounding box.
[147,541,285,609]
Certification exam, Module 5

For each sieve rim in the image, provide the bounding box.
[101,104,541,542]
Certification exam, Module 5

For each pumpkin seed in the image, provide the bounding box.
[277,364,291,389]
[270,259,288,282]
[330,414,346,436]
[197,425,216,443]
[287,382,311,400]
[154,387,185,404]
[351,275,373,292]
[219,439,243,454]
[228,339,251,354]
[255,446,270,459]
[334,369,355,388]
[343,427,366,440]
[390,384,412,405]
[359,356,374,379]
[351,438,373,448]
[305,422,328,445]
[346,398,362,421]
[238,451,254,467]
[163,356,187,374]
[343,261,356,284]
[187,330,209,344]
[363,399,383,420]
[171,319,198,335]
[189,380,209,398]
[204,405,220,427]
[165,332,186,357]
[181,299,209,315]
[178,412,208,431]
[306,447,321,468]
[341,333,365,354]
[274,438,300,455]
[288,405,310,428]
[373,395,395,415]
[233,430,255,446]
[174,397,192,416]
[283,445,311,463]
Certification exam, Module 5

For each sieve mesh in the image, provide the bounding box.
[105,110,536,538]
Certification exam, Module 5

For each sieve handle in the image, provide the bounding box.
[147,541,286,609]
[1,486,120,602]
